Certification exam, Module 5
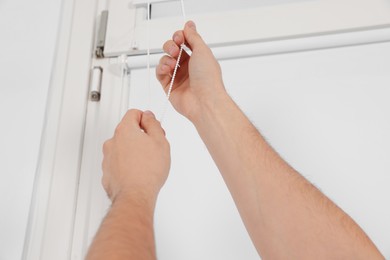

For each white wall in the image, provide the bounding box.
[221,43,390,258]
[0,0,62,259]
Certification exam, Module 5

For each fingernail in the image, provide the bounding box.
[169,45,176,55]
[144,110,155,117]
[174,35,181,43]
[187,21,196,30]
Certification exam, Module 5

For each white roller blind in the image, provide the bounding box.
[104,0,390,57]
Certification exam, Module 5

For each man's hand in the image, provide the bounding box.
[87,110,170,260]
[102,109,170,203]
[156,20,227,121]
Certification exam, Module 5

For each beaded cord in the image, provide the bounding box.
[157,0,187,123]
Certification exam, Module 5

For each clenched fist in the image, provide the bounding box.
[102,109,171,203]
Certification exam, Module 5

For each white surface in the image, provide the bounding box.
[222,43,390,258]
[124,27,390,69]
[150,0,316,18]
[22,0,101,258]
[78,41,390,259]
[0,0,62,259]
[105,0,390,57]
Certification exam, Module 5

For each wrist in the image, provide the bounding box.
[189,86,232,126]
[113,188,158,211]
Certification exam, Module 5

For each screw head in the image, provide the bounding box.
[91,92,100,101]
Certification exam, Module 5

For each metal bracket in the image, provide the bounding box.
[95,10,109,58]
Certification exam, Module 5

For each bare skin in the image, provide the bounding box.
[87,21,384,259]
[86,110,170,260]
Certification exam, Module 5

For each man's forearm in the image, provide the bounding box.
[192,89,384,259]
[86,193,157,260]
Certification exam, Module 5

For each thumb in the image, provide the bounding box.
[140,111,165,137]
[183,21,206,51]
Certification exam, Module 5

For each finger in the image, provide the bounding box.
[156,55,177,86]
[172,30,185,46]
[101,175,112,200]
[120,109,143,130]
[156,62,172,88]
[163,40,181,58]
[183,21,206,51]
[162,30,185,54]
[159,55,177,70]
[102,139,112,155]
[140,111,165,137]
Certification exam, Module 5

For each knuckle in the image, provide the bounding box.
[162,138,170,149]
[143,113,157,123]
[163,40,173,53]
[157,135,169,147]
[156,122,164,132]
[114,124,123,135]
[103,140,111,154]
[163,56,175,67]
[102,181,112,199]
[156,63,165,77]
[159,56,165,64]
[128,109,143,123]
[101,176,108,191]
[101,159,106,171]
[159,55,169,65]
[173,30,183,39]
[127,109,141,117]
[153,121,164,132]
[142,115,152,124]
